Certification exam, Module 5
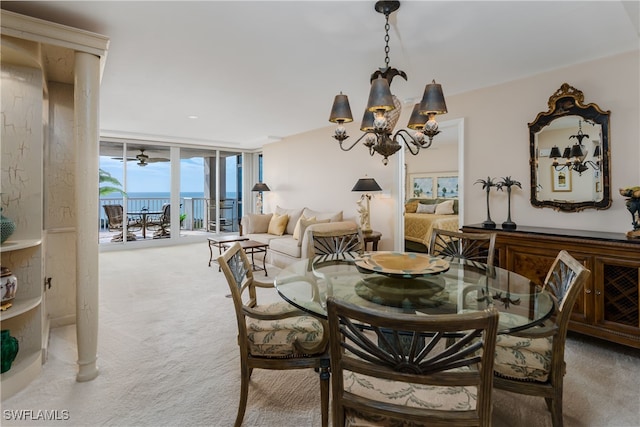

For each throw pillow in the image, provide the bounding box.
[405,201,419,213]
[275,206,304,235]
[293,215,316,240]
[247,213,273,233]
[297,217,331,247]
[268,213,289,236]
[435,199,455,215]
[416,203,437,214]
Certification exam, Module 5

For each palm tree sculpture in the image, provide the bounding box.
[474,176,498,229]
[497,176,522,230]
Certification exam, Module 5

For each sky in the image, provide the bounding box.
[100,154,241,196]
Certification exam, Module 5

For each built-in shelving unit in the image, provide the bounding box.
[1,36,46,400]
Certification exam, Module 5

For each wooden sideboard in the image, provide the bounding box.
[462,224,640,349]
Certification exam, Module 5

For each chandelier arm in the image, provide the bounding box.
[338,131,374,152]
[393,129,421,155]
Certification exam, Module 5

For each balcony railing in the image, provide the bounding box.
[99,197,241,234]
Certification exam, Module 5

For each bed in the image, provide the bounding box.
[404,198,459,252]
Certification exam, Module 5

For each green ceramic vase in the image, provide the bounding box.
[1,208,16,244]
[1,329,19,373]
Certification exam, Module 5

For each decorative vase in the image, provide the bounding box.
[1,208,16,244]
[1,266,18,305]
[1,329,19,373]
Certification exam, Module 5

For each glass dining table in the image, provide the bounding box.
[274,252,556,334]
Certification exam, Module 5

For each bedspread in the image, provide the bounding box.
[404,213,459,248]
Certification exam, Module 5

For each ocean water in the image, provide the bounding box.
[102,192,237,200]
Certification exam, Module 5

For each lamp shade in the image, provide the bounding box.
[329,93,353,123]
[549,146,563,158]
[251,182,270,192]
[366,76,395,112]
[593,145,601,157]
[352,177,382,192]
[407,103,427,130]
[569,144,584,158]
[418,80,448,115]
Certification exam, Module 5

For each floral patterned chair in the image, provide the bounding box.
[493,250,591,427]
[217,242,330,427]
[326,297,499,427]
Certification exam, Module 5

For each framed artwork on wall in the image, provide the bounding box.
[409,172,459,199]
[551,166,572,192]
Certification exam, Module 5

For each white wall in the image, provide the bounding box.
[263,50,639,243]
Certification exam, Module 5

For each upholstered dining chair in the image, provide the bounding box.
[493,250,591,427]
[308,223,364,264]
[218,242,330,427]
[327,297,499,427]
[429,228,497,267]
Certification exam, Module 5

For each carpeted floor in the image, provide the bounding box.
[2,243,639,426]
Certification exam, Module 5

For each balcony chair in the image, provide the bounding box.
[151,203,171,238]
[493,250,591,427]
[217,242,330,427]
[102,204,140,242]
[429,228,497,267]
[327,297,499,427]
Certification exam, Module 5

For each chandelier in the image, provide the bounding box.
[328,0,447,165]
[549,119,601,175]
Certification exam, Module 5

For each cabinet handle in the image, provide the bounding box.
[595,290,601,296]
[585,289,592,294]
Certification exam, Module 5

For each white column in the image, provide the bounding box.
[74,51,100,382]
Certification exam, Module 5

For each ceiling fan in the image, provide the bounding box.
[113,149,170,167]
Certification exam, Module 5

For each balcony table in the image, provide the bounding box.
[274,253,556,334]
[129,210,163,239]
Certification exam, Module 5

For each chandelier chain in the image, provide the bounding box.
[384,14,390,68]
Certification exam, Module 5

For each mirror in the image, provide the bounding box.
[529,83,611,212]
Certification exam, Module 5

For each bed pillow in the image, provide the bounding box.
[435,199,455,215]
[246,213,273,233]
[416,203,437,214]
[405,201,419,213]
[268,213,289,236]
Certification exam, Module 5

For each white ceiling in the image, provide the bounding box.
[2,1,639,151]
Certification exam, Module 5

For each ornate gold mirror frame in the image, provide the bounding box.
[529,83,611,212]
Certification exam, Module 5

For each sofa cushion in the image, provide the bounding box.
[268,212,289,236]
[276,206,304,235]
[269,236,302,258]
[246,233,280,245]
[302,208,343,222]
[296,217,330,247]
[292,215,316,240]
[246,213,273,234]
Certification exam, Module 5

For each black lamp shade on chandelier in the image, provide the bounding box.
[549,119,601,175]
[329,0,447,166]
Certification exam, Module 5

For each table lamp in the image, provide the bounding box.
[352,177,382,234]
[251,182,270,214]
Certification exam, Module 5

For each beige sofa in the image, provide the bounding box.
[240,206,359,269]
